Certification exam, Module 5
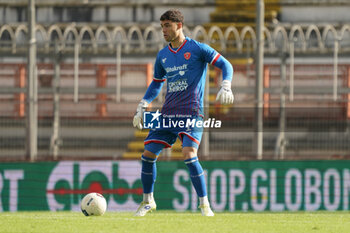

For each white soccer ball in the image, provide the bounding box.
[81,192,107,216]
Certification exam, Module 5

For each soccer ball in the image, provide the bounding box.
[81,192,107,216]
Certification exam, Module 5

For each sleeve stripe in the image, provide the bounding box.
[153,78,166,82]
[210,53,221,65]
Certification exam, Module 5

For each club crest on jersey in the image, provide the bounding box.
[184,52,191,60]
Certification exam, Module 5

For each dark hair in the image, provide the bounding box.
[160,9,184,24]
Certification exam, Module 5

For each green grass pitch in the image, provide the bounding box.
[0,211,349,233]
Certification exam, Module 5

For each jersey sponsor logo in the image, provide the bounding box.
[167,70,187,79]
[165,64,188,73]
[168,79,189,93]
[184,52,191,60]
[165,64,188,79]
[162,58,167,63]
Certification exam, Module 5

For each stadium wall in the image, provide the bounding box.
[0,1,214,25]
[281,5,350,23]
[1,160,350,212]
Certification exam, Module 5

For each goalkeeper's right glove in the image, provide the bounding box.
[133,99,149,130]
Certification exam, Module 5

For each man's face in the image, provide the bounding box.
[160,20,182,42]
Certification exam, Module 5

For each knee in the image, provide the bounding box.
[182,147,197,160]
[143,150,157,159]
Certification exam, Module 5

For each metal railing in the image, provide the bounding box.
[1,23,350,56]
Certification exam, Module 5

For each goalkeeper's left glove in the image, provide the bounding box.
[216,80,234,105]
[133,99,149,130]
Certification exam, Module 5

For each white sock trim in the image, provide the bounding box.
[143,193,154,203]
[199,196,210,206]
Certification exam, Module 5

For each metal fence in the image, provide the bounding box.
[1,23,350,56]
[0,23,350,161]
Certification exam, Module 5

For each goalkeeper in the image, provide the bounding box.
[133,9,234,217]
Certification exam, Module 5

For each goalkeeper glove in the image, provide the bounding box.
[133,99,149,130]
[216,80,234,105]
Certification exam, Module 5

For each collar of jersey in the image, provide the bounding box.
[168,38,188,54]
